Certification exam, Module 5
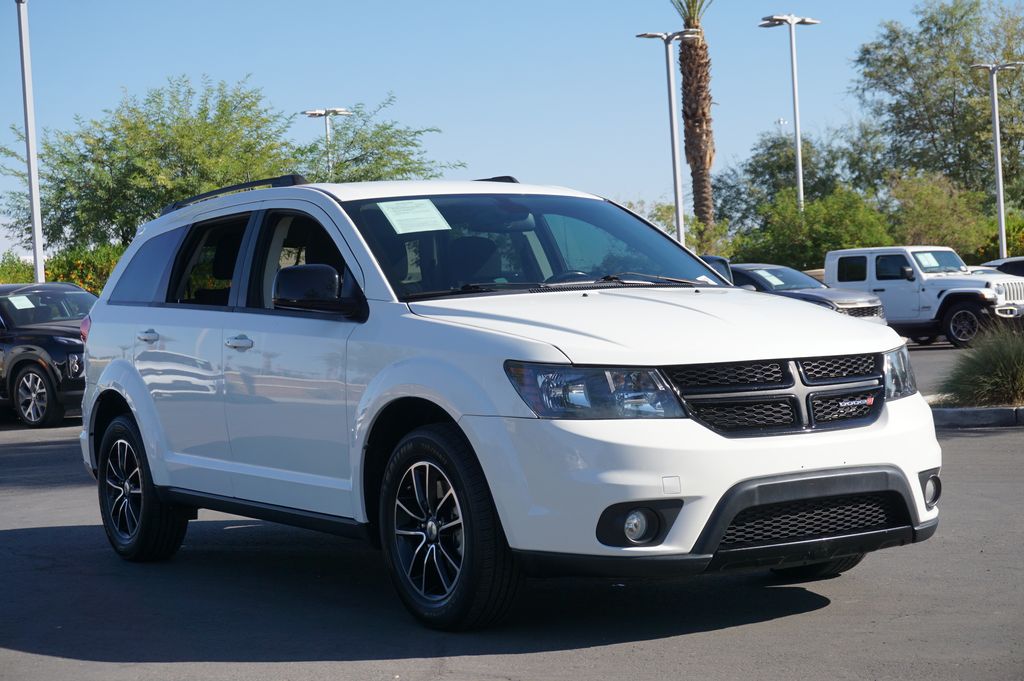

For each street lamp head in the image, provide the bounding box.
[636,32,668,39]
[796,17,821,25]
[302,109,326,117]
[760,14,820,28]
[324,107,352,116]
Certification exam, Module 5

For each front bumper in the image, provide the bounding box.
[993,303,1023,319]
[459,393,940,571]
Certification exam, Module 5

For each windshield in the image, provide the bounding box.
[0,289,97,327]
[341,194,724,300]
[913,250,966,273]
[742,266,825,291]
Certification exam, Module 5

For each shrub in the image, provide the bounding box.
[0,250,34,283]
[939,325,1024,406]
[44,244,126,294]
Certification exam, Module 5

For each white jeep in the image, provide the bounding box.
[824,246,1024,347]
[80,177,941,629]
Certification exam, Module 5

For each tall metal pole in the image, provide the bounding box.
[663,38,686,246]
[989,68,1008,259]
[787,20,805,211]
[324,113,332,175]
[15,0,45,283]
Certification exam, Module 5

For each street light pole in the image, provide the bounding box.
[15,0,45,283]
[301,107,352,176]
[759,14,820,211]
[637,29,700,247]
[972,61,1024,259]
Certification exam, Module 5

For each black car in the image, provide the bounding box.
[729,263,888,323]
[0,283,96,426]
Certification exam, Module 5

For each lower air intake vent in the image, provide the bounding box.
[718,492,909,549]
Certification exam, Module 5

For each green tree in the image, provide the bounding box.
[671,0,717,226]
[623,199,732,255]
[297,94,464,183]
[853,0,1024,204]
[732,187,893,270]
[889,172,991,257]
[1,76,295,249]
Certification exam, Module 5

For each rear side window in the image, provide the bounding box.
[875,254,910,281]
[109,228,184,304]
[837,256,867,282]
[169,215,250,306]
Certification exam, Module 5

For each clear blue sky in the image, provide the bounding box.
[0,0,919,254]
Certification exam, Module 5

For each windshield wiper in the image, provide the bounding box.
[404,282,540,301]
[596,272,701,286]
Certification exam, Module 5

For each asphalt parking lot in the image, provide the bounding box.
[0,405,1021,681]
[906,341,959,396]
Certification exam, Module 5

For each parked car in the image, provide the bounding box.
[81,176,940,629]
[981,256,1024,278]
[730,263,887,324]
[0,283,95,426]
[824,246,1024,347]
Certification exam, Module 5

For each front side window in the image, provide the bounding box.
[0,288,97,327]
[341,194,722,300]
[876,254,911,281]
[169,215,249,306]
[912,250,966,274]
[248,212,350,309]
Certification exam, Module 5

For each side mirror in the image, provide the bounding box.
[901,265,916,281]
[273,264,362,316]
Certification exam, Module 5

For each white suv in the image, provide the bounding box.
[80,176,941,629]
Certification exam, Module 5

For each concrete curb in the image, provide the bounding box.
[931,406,1024,429]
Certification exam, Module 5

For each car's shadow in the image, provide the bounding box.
[0,520,831,663]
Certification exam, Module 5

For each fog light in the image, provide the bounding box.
[68,354,81,376]
[624,509,657,544]
[924,475,942,507]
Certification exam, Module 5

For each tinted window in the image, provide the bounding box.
[730,269,761,290]
[249,212,350,309]
[342,194,722,300]
[998,261,1024,277]
[876,254,910,281]
[169,215,249,306]
[739,266,825,291]
[837,256,867,282]
[110,228,184,303]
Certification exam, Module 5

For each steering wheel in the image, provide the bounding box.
[544,270,591,284]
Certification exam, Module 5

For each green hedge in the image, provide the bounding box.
[0,245,126,295]
[940,325,1024,406]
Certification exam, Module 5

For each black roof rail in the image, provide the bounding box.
[474,175,519,183]
[160,174,308,216]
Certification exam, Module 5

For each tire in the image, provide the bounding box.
[912,336,938,346]
[97,414,189,561]
[13,364,65,428]
[379,423,520,630]
[771,554,864,581]
[942,302,984,348]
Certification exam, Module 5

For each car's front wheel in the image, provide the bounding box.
[379,424,520,630]
[98,415,189,561]
[13,365,64,427]
[943,302,984,348]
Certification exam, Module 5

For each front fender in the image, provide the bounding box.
[85,358,172,485]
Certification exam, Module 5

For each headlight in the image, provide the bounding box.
[504,362,685,419]
[993,283,1006,297]
[883,345,917,400]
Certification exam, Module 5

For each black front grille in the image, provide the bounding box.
[812,389,882,424]
[718,492,909,549]
[841,305,884,318]
[668,361,786,391]
[800,354,878,382]
[688,398,797,432]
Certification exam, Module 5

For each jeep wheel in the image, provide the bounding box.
[98,415,189,561]
[943,302,984,348]
[380,424,520,630]
[772,553,864,581]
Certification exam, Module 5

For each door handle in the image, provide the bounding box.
[137,329,159,343]
[872,288,886,293]
[225,335,254,351]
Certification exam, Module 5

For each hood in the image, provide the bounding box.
[12,319,84,343]
[409,287,903,365]
[775,287,882,306]
[922,272,1020,288]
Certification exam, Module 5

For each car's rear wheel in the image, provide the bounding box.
[771,553,864,581]
[943,302,984,348]
[380,423,519,630]
[14,365,64,428]
[98,414,189,561]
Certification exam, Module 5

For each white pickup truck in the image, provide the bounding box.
[824,246,1024,347]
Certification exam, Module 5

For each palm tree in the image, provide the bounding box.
[671,0,716,227]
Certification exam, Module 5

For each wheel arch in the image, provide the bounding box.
[934,291,991,320]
